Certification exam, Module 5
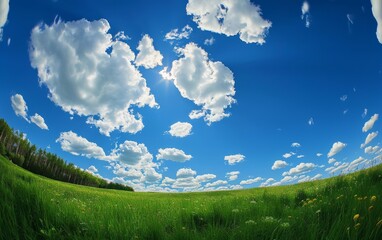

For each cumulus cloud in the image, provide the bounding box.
[260,178,275,187]
[224,154,245,165]
[167,122,192,137]
[204,37,215,46]
[362,114,379,132]
[86,165,98,173]
[283,152,295,159]
[161,177,176,186]
[240,177,263,185]
[365,146,380,154]
[11,94,29,122]
[111,140,155,168]
[162,43,236,124]
[176,168,197,178]
[135,34,163,69]
[226,171,240,181]
[282,162,316,176]
[156,148,192,162]
[301,1,311,28]
[29,18,158,136]
[113,166,143,179]
[316,153,323,157]
[361,132,378,148]
[56,131,107,159]
[271,160,288,170]
[30,113,49,130]
[371,0,382,43]
[186,0,271,44]
[143,168,162,182]
[0,0,9,41]
[205,180,227,188]
[298,174,322,183]
[291,142,301,148]
[165,25,193,41]
[328,158,336,164]
[297,155,304,159]
[327,141,346,158]
[195,174,216,183]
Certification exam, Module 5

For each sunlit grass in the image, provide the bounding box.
[1,155,381,239]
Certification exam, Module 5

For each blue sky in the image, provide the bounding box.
[0,0,381,191]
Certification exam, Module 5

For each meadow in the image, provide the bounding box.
[1,155,381,240]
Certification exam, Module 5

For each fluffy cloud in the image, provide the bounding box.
[111,141,155,169]
[365,146,380,154]
[316,153,323,157]
[156,148,192,162]
[165,25,193,41]
[56,131,107,159]
[135,34,163,69]
[260,178,275,187]
[30,19,158,136]
[226,171,240,181]
[204,37,215,46]
[362,114,379,132]
[283,152,295,158]
[161,177,176,186]
[240,177,263,185]
[176,168,197,178]
[291,142,301,148]
[162,43,236,124]
[328,158,336,164]
[271,160,288,170]
[113,166,143,179]
[167,122,192,137]
[327,142,346,158]
[224,154,245,165]
[186,0,271,44]
[11,94,29,122]
[195,174,216,183]
[361,132,378,148]
[86,165,98,173]
[298,174,322,183]
[30,113,49,130]
[172,177,200,189]
[371,0,382,43]
[205,180,227,188]
[297,155,304,159]
[0,0,9,41]
[301,1,311,28]
[282,162,316,176]
[143,168,162,182]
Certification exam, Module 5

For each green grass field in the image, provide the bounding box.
[1,155,381,240]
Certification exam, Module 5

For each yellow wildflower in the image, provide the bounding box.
[371,196,377,202]
[354,223,361,230]
[353,214,360,221]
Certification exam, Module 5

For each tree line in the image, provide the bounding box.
[0,118,133,191]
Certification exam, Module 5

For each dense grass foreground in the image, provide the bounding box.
[1,155,382,240]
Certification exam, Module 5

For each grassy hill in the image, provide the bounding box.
[1,155,381,240]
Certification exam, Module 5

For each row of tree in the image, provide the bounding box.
[0,118,133,191]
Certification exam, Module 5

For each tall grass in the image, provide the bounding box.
[1,155,381,239]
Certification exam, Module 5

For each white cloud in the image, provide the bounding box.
[161,177,176,186]
[371,0,382,43]
[135,34,163,69]
[205,180,227,188]
[327,141,346,158]
[340,95,348,101]
[30,19,158,136]
[86,165,98,173]
[297,155,304,159]
[11,94,29,122]
[283,152,295,158]
[56,131,107,159]
[282,162,316,176]
[143,168,162,182]
[163,43,236,124]
[195,174,216,183]
[0,0,9,41]
[165,25,193,41]
[204,37,215,46]
[226,171,240,181]
[361,132,378,148]
[298,174,322,183]
[328,158,336,164]
[365,146,380,154]
[176,168,197,178]
[240,177,263,185]
[113,166,143,179]
[316,153,323,157]
[111,140,155,169]
[167,122,192,137]
[172,177,200,189]
[291,142,301,148]
[224,154,245,165]
[301,1,311,28]
[271,160,288,170]
[186,0,271,44]
[156,148,192,162]
[260,178,275,187]
[362,114,379,132]
[308,117,314,125]
[362,108,368,118]
[30,113,49,130]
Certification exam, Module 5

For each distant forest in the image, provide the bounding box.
[0,119,133,191]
